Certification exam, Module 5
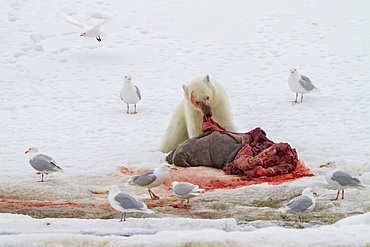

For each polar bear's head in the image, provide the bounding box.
[183,75,214,117]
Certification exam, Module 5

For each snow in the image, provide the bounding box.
[0,213,369,246]
[0,0,369,246]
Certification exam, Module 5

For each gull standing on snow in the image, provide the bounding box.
[25,147,64,182]
[120,75,141,114]
[170,181,205,209]
[106,185,154,222]
[288,68,318,103]
[320,161,367,201]
[278,187,317,223]
[128,163,177,200]
[58,12,116,42]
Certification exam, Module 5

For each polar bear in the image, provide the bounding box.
[159,75,237,153]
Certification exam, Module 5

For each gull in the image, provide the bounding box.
[169,181,205,209]
[278,188,317,223]
[58,12,116,42]
[128,163,177,200]
[120,76,141,114]
[25,147,64,182]
[106,185,154,222]
[320,161,367,201]
[288,68,319,103]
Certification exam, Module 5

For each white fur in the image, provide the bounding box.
[159,75,237,153]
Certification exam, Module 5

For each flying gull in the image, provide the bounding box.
[170,181,205,209]
[128,163,177,200]
[278,187,317,223]
[288,68,319,103]
[120,75,141,114]
[58,12,116,42]
[106,185,154,222]
[320,161,367,201]
[25,147,64,182]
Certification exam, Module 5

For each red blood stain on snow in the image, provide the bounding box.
[122,160,313,193]
[0,195,112,212]
[168,204,193,210]
[145,201,165,208]
[145,201,193,210]
[88,190,106,195]
[0,162,313,214]
[118,166,148,175]
[119,161,313,204]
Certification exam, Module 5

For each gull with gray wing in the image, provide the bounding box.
[320,161,367,201]
[288,68,319,103]
[170,181,205,209]
[120,75,141,114]
[278,187,317,223]
[128,163,177,200]
[25,147,64,182]
[106,185,154,222]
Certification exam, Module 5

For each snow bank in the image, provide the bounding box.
[0,213,369,247]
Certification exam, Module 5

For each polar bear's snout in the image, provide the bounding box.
[189,90,213,116]
[191,96,212,116]
[202,103,212,117]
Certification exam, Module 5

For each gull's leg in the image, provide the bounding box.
[148,189,160,200]
[290,93,298,103]
[40,173,44,182]
[131,104,137,114]
[330,190,340,201]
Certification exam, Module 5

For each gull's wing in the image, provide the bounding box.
[299,75,315,91]
[331,170,362,187]
[285,195,313,213]
[174,182,197,196]
[30,154,63,172]
[114,192,146,211]
[135,85,141,100]
[129,169,157,186]
[58,12,87,29]
[92,13,118,31]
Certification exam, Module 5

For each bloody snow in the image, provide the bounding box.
[0,0,369,246]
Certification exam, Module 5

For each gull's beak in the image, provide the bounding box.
[128,78,131,81]
[313,192,317,195]
[168,187,172,190]
[319,164,326,168]
[80,34,83,36]
[25,150,29,154]
[171,166,178,170]
[106,190,110,194]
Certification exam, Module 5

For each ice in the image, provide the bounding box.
[0,214,369,246]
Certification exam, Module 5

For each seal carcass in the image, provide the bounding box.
[166,116,298,179]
